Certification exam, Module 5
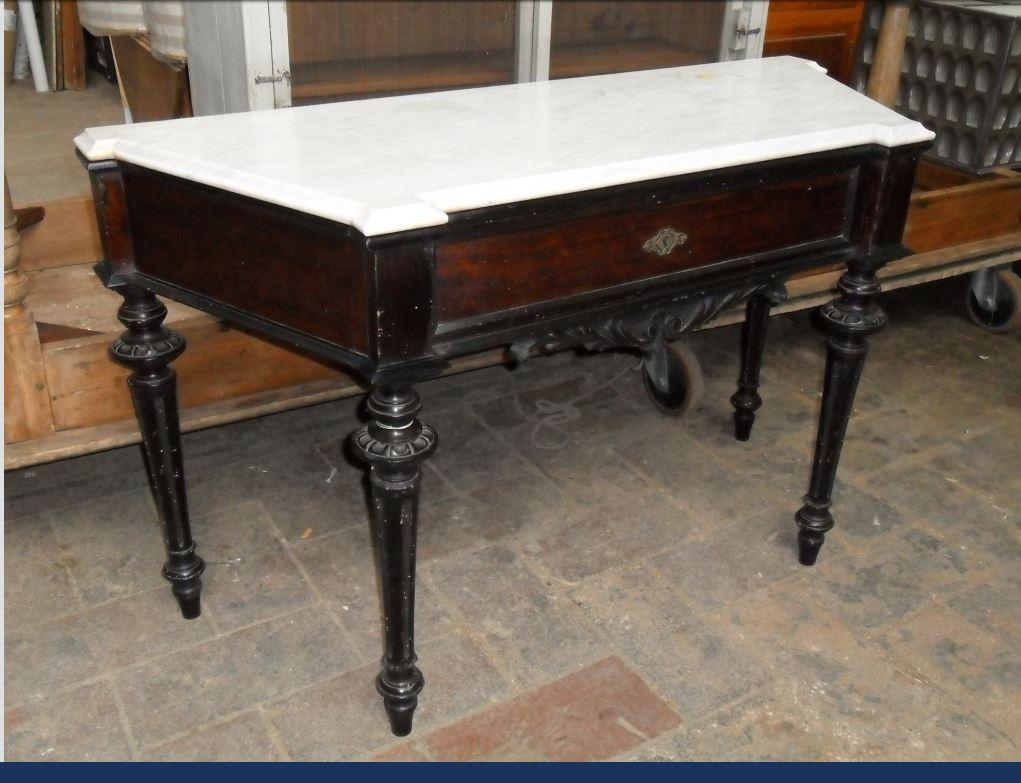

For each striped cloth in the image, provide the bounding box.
[77,1,146,36]
[142,1,186,63]
[78,1,186,63]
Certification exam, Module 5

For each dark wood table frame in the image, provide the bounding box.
[83,140,924,736]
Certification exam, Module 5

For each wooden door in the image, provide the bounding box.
[763,0,867,86]
[285,0,518,104]
[548,1,728,79]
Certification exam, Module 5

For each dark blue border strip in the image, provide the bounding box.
[3,761,1019,776]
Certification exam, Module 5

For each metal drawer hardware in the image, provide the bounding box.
[643,227,689,256]
[255,70,291,84]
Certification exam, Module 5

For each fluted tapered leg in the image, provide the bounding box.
[353,385,436,736]
[731,285,787,441]
[109,285,204,618]
[796,269,886,565]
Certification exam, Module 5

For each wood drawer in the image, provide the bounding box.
[434,167,855,322]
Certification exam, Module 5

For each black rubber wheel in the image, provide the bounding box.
[965,270,1021,334]
[641,341,704,417]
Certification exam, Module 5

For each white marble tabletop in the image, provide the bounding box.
[75,56,933,236]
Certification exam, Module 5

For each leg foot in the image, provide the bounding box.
[171,582,202,619]
[733,411,755,442]
[110,286,204,618]
[795,502,833,566]
[377,667,424,737]
[165,552,204,619]
[353,385,436,737]
[731,286,785,441]
[797,529,826,566]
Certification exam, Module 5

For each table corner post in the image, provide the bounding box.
[353,383,436,736]
[796,260,887,566]
[86,159,205,618]
[109,285,205,617]
[794,144,920,566]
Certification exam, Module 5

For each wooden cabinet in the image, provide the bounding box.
[763,0,868,85]
[281,0,752,105]
[548,1,727,78]
[286,1,518,104]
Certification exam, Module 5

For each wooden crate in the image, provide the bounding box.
[904,163,1021,253]
[790,160,1021,281]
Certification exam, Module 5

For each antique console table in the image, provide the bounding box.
[75,57,932,736]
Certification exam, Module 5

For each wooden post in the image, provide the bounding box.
[866,0,911,108]
[4,176,54,443]
[4,1,15,84]
[60,0,87,91]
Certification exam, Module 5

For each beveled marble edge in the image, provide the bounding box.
[418,124,933,217]
[74,130,422,234]
[75,58,935,237]
[74,130,454,236]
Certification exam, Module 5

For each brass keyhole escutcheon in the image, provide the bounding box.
[643,227,688,256]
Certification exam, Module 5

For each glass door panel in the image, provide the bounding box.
[549,0,728,79]
[286,0,518,105]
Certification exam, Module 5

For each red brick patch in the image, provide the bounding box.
[378,656,680,762]
[373,742,431,761]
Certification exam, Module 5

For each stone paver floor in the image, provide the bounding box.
[5,279,1019,760]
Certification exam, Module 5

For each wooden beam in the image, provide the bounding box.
[866,0,911,107]
[4,176,56,443]
[59,0,85,90]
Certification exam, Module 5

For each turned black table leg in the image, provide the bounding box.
[731,284,787,441]
[796,268,886,566]
[109,285,205,618]
[353,385,436,736]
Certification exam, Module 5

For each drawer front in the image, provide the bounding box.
[435,168,854,322]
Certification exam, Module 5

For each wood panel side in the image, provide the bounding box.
[369,241,439,368]
[849,147,923,255]
[120,166,370,354]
